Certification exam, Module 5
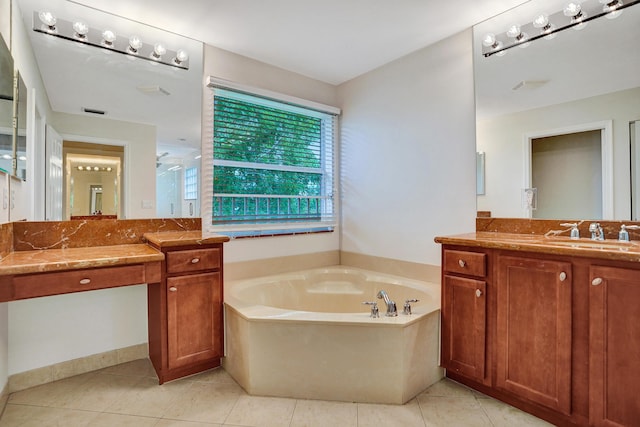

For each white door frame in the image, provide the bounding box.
[523,120,613,219]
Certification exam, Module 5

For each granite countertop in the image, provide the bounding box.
[435,231,640,262]
[0,244,164,276]
[143,231,230,248]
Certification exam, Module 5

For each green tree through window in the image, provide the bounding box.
[213,91,334,225]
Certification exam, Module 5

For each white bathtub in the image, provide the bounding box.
[223,266,443,404]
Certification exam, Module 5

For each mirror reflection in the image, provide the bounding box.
[15,74,27,180]
[0,35,13,175]
[474,0,640,220]
[15,0,204,220]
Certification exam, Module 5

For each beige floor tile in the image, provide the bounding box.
[155,420,223,427]
[58,373,144,411]
[99,358,158,379]
[162,381,244,423]
[224,395,296,427]
[185,367,238,384]
[85,412,159,426]
[8,372,96,407]
[357,399,426,427]
[418,378,476,398]
[478,397,554,427]
[0,404,99,426]
[417,395,491,427]
[105,376,193,417]
[290,399,358,427]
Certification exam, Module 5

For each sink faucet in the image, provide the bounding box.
[589,223,605,241]
[376,290,397,317]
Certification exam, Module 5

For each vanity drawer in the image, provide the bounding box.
[444,249,486,277]
[12,264,146,300]
[166,248,220,274]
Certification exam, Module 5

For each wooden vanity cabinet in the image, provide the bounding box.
[496,255,572,415]
[441,244,640,426]
[441,248,488,384]
[147,243,224,384]
[589,265,640,427]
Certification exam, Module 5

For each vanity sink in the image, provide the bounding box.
[545,239,635,251]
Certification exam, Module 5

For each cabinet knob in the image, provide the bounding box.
[591,278,603,286]
[79,278,91,285]
[475,289,482,298]
[458,259,466,268]
[559,272,567,282]
[191,258,200,264]
[169,286,178,292]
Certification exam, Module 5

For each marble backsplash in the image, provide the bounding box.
[7,218,201,252]
[477,217,640,241]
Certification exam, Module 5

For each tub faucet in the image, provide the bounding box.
[376,290,398,317]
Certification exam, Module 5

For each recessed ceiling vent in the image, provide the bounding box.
[137,85,170,96]
[512,80,549,91]
[82,107,106,115]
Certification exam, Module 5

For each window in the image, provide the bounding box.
[203,81,339,236]
[184,167,198,200]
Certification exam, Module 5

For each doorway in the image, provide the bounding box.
[524,121,613,220]
[64,141,123,219]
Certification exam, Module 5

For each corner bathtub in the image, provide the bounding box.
[222,266,443,404]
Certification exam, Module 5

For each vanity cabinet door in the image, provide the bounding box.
[589,265,640,427]
[166,272,223,370]
[496,255,572,415]
[441,275,487,382]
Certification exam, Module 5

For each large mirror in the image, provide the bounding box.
[16,0,204,220]
[0,34,12,175]
[474,0,640,220]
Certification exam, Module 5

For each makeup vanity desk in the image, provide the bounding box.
[0,223,229,384]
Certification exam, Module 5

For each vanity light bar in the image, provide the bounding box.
[32,11,189,70]
[482,0,640,57]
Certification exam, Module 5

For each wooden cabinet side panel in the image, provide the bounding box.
[442,275,487,382]
[589,265,640,427]
[496,255,572,415]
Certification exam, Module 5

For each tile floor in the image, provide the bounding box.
[0,359,553,426]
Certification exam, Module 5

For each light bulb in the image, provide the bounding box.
[72,21,89,38]
[506,25,521,38]
[152,43,166,59]
[532,14,549,28]
[102,30,116,46]
[174,49,189,63]
[128,35,143,53]
[77,166,84,171]
[563,3,581,17]
[482,33,496,47]
[38,11,57,28]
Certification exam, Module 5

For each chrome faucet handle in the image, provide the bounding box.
[589,223,604,240]
[560,222,580,239]
[362,301,379,318]
[403,299,419,315]
[619,224,640,241]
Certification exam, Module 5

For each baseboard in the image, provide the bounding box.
[8,343,148,393]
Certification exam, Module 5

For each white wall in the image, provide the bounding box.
[338,30,477,266]
[203,45,341,263]
[477,87,640,219]
[8,286,148,375]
